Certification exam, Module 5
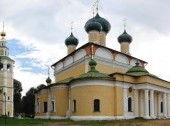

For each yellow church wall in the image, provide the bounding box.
[7,103,12,116]
[113,74,136,83]
[137,76,170,88]
[113,74,170,89]
[114,86,123,116]
[96,63,127,74]
[56,64,85,82]
[71,85,115,116]
[138,90,143,116]
[36,90,48,116]
[50,86,69,117]
[6,88,12,99]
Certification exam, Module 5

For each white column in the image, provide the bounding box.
[167,94,170,117]
[144,89,149,119]
[150,89,155,118]
[134,89,138,117]
[163,92,167,117]
[124,88,128,118]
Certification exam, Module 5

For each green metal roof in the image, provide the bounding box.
[76,59,113,80]
[126,62,157,77]
[0,56,14,62]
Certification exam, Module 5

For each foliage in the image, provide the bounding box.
[36,84,46,91]
[21,87,36,117]
[14,79,23,116]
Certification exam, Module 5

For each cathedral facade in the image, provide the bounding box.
[35,6,170,120]
[0,27,14,117]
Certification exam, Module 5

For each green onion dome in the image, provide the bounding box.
[118,30,132,43]
[89,59,97,71]
[126,62,158,78]
[85,19,102,33]
[46,77,52,84]
[85,13,111,34]
[77,59,113,79]
[126,62,149,75]
[65,32,79,46]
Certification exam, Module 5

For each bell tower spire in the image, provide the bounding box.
[0,22,8,56]
[0,22,15,117]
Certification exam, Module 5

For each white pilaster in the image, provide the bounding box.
[144,89,149,119]
[134,89,138,117]
[163,92,167,117]
[150,89,155,118]
[167,94,170,117]
[123,88,128,118]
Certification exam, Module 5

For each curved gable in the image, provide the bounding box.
[74,49,86,61]
[64,56,73,67]
[55,62,63,71]
[115,54,129,64]
[95,48,113,60]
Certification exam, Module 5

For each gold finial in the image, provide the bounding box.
[1,21,6,37]
[70,21,74,33]
[123,18,128,30]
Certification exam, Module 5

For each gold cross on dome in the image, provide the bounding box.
[123,18,128,30]
[70,21,74,32]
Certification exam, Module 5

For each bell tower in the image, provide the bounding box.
[0,23,14,117]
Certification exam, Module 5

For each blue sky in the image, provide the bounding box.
[1,0,170,95]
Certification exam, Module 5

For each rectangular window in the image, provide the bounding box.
[161,102,163,113]
[94,99,100,112]
[73,100,76,112]
[51,101,55,112]
[43,102,47,113]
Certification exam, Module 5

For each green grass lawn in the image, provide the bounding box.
[0,117,61,126]
[0,117,163,126]
[0,117,146,126]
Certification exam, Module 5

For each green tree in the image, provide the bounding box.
[14,79,22,116]
[21,87,35,117]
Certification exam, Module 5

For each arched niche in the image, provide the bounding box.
[7,64,11,71]
[64,56,73,67]
[95,48,113,60]
[0,63,3,71]
[115,53,129,64]
[74,49,86,61]
[55,62,63,71]
[130,59,142,66]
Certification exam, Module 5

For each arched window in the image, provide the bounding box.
[72,100,76,112]
[43,102,47,113]
[94,99,100,112]
[37,98,40,113]
[0,63,3,71]
[128,97,132,112]
[161,101,163,113]
[7,64,11,71]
